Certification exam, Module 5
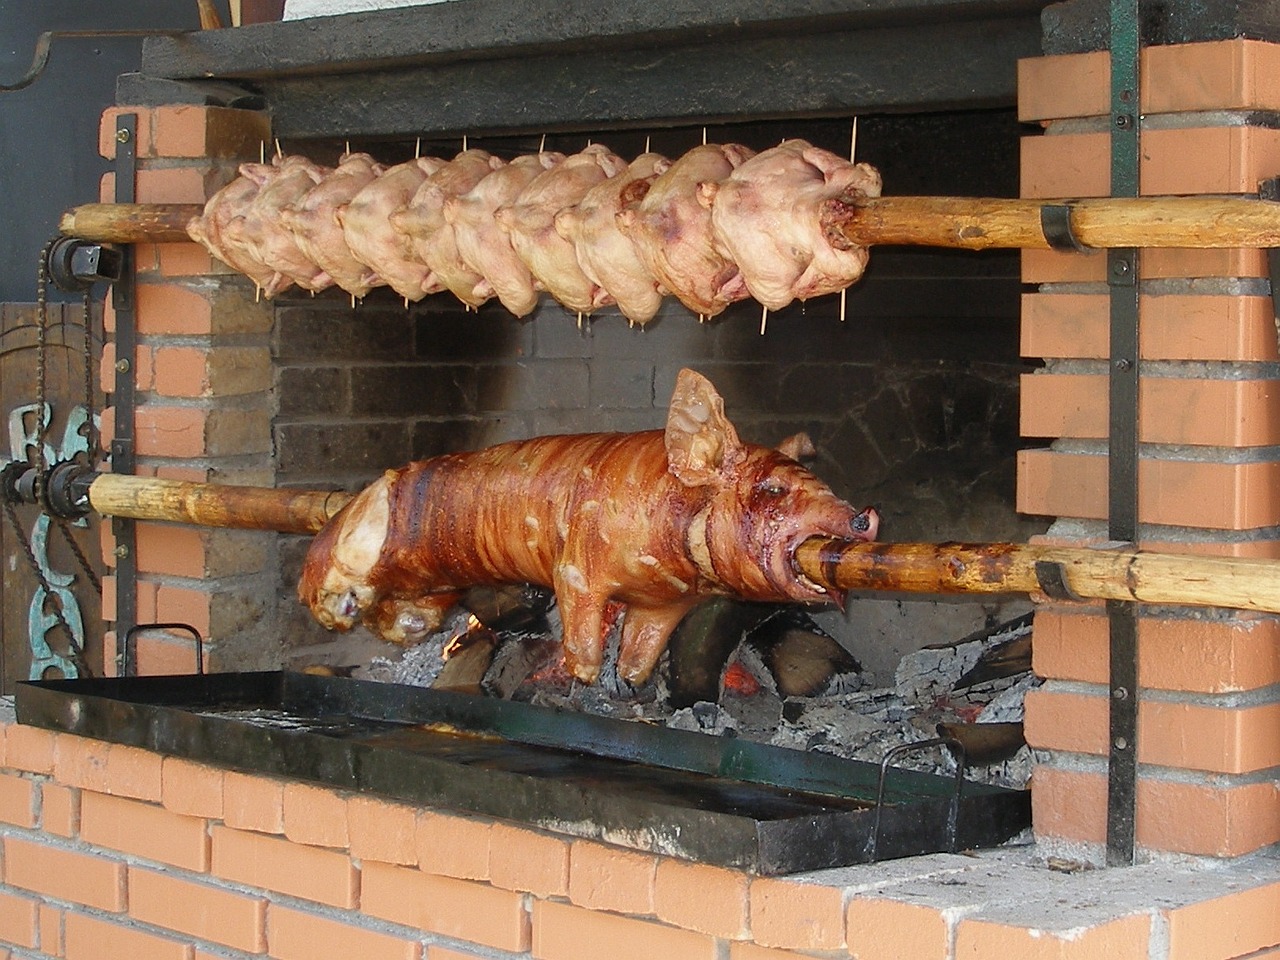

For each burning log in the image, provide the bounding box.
[935,721,1026,765]
[752,615,860,698]
[432,615,498,694]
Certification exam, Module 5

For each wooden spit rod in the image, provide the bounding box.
[85,473,1280,616]
[60,193,1280,250]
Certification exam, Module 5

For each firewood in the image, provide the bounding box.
[432,627,497,695]
[936,721,1025,765]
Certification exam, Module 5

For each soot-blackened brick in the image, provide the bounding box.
[349,365,475,417]
[275,366,348,418]
[411,418,506,459]
[589,360,654,409]
[476,361,589,412]
[273,306,415,363]
[413,307,530,361]
[276,420,412,479]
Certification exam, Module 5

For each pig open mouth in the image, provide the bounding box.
[784,505,880,602]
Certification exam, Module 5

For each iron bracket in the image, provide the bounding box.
[1106,0,1141,868]
[112,112,139,670]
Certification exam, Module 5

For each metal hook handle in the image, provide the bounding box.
[867,736,967,861]
[122,622,205,677]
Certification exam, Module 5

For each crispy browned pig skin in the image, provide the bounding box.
[233,156,333,298]
[340,157,444,301]
[617,143,756,318]
[389,149,505,297]
[702,139,883,311]
[299,369,879,685]
[497,144,629,315]
[280,152,386,298]
[555,152,671,325]
[187,175,278,291]
[446,152,565,315]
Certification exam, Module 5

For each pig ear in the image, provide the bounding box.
[665,369,744,488]
[776,432,816,461]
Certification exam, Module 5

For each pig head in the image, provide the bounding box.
[299,369,878,684]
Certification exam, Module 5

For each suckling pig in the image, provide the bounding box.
[299,369,878,685]
[279,151,386,298]
[703,139,883,310]
[616,143,756,318]
[340,157,444,301]
[554,152,671,325]
[497,144,628,315]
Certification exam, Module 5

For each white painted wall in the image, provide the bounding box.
[283,0,453,20]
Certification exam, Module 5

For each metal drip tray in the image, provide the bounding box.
[16,672,1028,874]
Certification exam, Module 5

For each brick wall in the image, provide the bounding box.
[4,709,1280,960]
[95,104,278,675]
[1017,39,1280,859]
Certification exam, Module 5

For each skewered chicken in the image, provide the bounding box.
[388,149,505,298]
[702,139,882,310]
[554,152,670,326]
[497,144,628,315]
[445,152,565,314]
[279,151,386,298]
[340,157,444,301]
[616,143,756,318]
[187,174,277,292]
[235,156,332,298]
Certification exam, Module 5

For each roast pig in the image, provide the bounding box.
[299,369,878,684]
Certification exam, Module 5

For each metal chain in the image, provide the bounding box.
[54,520,102,594]
[33,239,53,499]
[2,498,90,677]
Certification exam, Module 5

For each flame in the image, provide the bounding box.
[443,615,483,661]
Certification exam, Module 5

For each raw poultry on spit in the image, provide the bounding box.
[187,140,883,325]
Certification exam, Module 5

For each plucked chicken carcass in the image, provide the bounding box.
[388,149,506,298]
[496,144,629,315]
[702,139,883,310]
[279,152,386,298]
[187,175,278,292]
[554,152,671,326]
[299,368,878,684]
[233,156,332,298]
[340,157,444,301]
[445,151,565,314]
[616,143,756,318]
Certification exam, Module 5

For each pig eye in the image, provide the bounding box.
[756,479,786,497]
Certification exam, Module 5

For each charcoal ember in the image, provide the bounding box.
[977,673,1042,723]
[666,598,770,709]
[894,612,1033,702]
[747,607,862,698]
[462,584,553,633]
[667,701,739,736]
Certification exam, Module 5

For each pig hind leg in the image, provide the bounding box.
[617,602,699,685]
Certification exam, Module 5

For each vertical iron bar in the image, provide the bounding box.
[1107,0,1141,867]
[112,113,139,676]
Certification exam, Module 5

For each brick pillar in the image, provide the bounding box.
[94,104,276,675]
[1016,41,1280,859]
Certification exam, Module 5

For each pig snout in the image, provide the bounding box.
[850,506,879,540]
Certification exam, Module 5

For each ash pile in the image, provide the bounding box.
[358,586,1038,790]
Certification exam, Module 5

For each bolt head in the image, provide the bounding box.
[115,358,131,373]
[114,544,130,558]
[116,129,131,143]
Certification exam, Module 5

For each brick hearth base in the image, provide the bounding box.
[1,708,1279,960]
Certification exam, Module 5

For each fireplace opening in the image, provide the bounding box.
[260,109,1050,790]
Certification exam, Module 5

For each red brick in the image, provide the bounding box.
[1021,293,1279,363]
[100,576,160,628]
[163,756,225,819]
[157,242,214,276]
[0,890,39,949]
[728,944,814,960]
[134,405,207,458]
[268,903,421,960]
[417,810,490,879]
[1020,374,1280,447]
[5,724,56,775]
[211,825,358,908]
[847,897,950,960]
[136,283,213,335]
[99,106,154,160]
[488,823,569,897]
[38,904,62,956]
[150,105,271,160]
[283,781,349,848]
[427,949,495,960]
[130,865,267,953]
[531,899,716,960]
[136,523,207,578]
[654,858,749,939]
[154,584,213,639]
[136,167,217,204]
[0,773,37,827]
[80,790,210,871]
[1016,449,1280,529]
[223,770,285,834]
[64,912,193,960]
[1164,879,1280,960]
[362,860,530,952]
[99,340,156,393]
[569,840,657,915]
[750,875,846,950]
[40,782,78,836]
[954,911,1150,959]
[135,630,209,676]
[153,346,209,398]
[53,734,112,793]
[104,743,164,801]
[348,795,417,865]
[3,836,126,910]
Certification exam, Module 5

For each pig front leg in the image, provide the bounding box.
[365,591,462,645]
[617,602,699,685]
[554,564,611,683]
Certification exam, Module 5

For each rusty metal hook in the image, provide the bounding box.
[1,30,187,93]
